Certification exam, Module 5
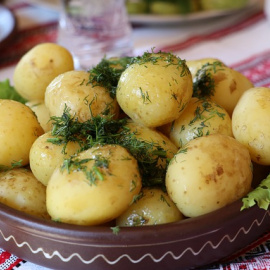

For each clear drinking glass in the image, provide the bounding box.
[57,0,134,70]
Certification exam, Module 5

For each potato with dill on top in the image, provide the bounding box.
[0,99,44,168]
[193,61,253,116]
[13,43,74,101]
[45,70,120,122]
[116,187,184,227]
[116,51,193,128]
[166,97,233,148]
[46,144,142,226]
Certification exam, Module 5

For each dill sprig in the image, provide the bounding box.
[193,61,225,98]
[87,56,132,98]
[130,50,190,77]
[49,106,169,187]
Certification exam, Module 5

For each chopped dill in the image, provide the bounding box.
[87,56,132,98]
[193,61,225,98]
[0,159,23,172]
[49,105,170,188]
[111,226,120,235]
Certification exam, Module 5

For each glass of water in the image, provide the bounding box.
[57,0,134,70]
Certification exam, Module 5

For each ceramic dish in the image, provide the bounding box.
[0,165,269,270]
[0,5,16,49]
[129,0,259,25]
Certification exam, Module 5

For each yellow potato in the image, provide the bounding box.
[116,51,193,127]
[46,144,142,226]
[0,99,44,167]
[26,100,52,132]
[116,187,184,226]
[45,70,119,122]
[167,97,233,148]
[29,132,81,186]
[193,62,254,115]
[13,43,74,101]
[166,134,252,218]
[186,58,224,79]
[0,168,49,219]
[232,87,270,165]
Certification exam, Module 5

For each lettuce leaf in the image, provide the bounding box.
[0,79,28,104]
[241,174,270,210]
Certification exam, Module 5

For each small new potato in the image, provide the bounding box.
[46,144,142,226]
[116,52,193,127]
[232,87,270,165]
[26,100,52,132]
[193,62,254,115]
[29,132,81,186]
[168,97,233,148]
[166,134,252,218]
[116,187,184,226]
[45,70,119,122]
[0,99,44,167]
[0,168,49,219]
[13,43,74,100]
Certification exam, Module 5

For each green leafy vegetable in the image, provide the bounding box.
[241,174,270,210]
[0,79,28,104]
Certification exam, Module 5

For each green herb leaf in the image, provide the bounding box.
[111,226,120,235]
[0,79,28,104]
[241,174,270,210]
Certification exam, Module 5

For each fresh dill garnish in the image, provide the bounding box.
[61,155,110,185]
[130,49,190,77]
[0,159,23,172]
[160,194,171,207]
[193,61,225,98]
[49,105,170,188]
[139,87,151,104]
[87,56,132,98]
[111,226,120,235]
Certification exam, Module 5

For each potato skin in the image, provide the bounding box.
[13,43,74,101]
[166,134,252,218]
[29,132,81,186]
[168,97,233,148]
[116,187,184,226]
[0,168,49,219]
[232,87,270,165]
[116,52,193,127]
[46,144,142,226]
[45,70,119,122]
[0,99,44,167]
[26,100,52,132]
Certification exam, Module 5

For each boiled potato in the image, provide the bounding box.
[116,51,193,127]
[0,99,44,167]
[167,97,233,148]
[45,70,119,122]
[166,134,252,217]
[13,43,74,101]
[46,144,142,226]
[193,62,254,115]
[26,100,52,132]
[0,168,49,219]
[232,87,270,165]
[29,132,81,186]
[116,187,184,226]
[186,58,224,79]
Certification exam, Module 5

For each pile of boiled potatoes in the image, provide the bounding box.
[0,42,269,227]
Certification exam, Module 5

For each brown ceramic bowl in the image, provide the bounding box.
[0,164,269,270]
